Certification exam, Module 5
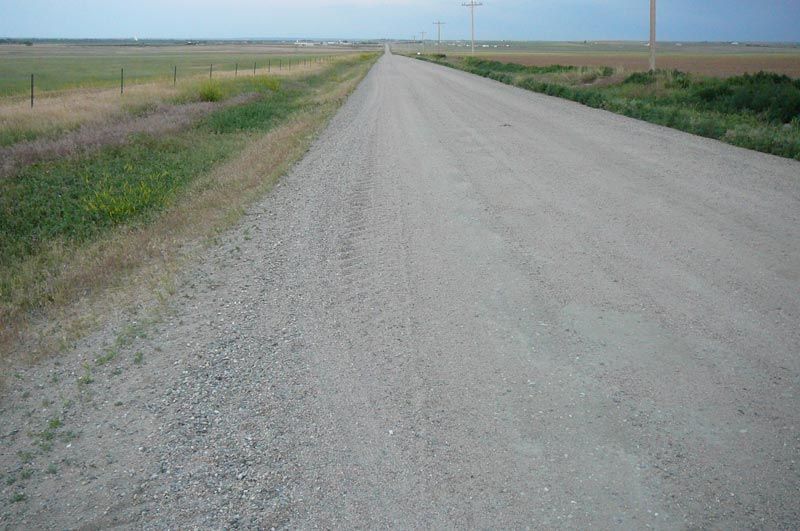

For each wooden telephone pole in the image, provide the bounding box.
[434,20,446,53]
[649,0,657,71]
[462,1,483,55]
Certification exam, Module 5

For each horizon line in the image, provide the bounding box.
[2,37,799,45]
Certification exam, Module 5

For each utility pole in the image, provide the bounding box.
[462,1,483,55]
[649,0,656,71]
[434,20,446,53]
[420,30,426,54]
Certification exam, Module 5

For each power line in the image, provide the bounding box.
[433,20,446,53]
[462,1,483,55]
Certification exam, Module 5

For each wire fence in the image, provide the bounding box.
[15,55,336,108]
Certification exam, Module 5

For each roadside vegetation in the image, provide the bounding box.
[0,53,379,360]
[418,55,800,160]
[0,57,333,147]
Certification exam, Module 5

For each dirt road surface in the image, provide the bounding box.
[2,49,799,529]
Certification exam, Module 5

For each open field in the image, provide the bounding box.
[0,43,376,96]
[396,41,800,77]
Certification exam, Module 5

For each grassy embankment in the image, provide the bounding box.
[417,55,800,160]
[0,53,379,359]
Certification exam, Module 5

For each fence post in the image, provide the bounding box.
[174,65,177,86]
[253,62,256,76]
[120,68,124,95]
[30,74,34,108]
[235,62,238,77]
[210,64,213,79]
[268,59,271,73]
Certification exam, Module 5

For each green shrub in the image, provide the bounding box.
[198,80,223,102]
[691,72,800,123]
[599,66,615,78]
[624,71,658,85]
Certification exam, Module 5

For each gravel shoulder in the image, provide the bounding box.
[1,49,799,528]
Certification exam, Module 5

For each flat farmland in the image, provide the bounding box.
[432,42,800,77]
[0,43,376,96]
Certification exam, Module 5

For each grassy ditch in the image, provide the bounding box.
[0,53,379,359]
[418,55,800,160]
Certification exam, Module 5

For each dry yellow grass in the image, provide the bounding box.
[0,55,357,145]
[0,55,374,373]
[0,83,177,141]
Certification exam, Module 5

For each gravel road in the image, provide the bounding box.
[2,48,799,529]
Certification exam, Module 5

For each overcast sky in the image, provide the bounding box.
[1,0,798,42]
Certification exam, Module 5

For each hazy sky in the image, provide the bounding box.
[1,0,798,42]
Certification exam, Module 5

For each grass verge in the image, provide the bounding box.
[0,53,379,364]
[416,55,800,160]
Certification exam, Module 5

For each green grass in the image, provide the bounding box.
[95,350,117,366]
[0,77,294,269]
[418,55,800,160]
[0,46,336,97]
[0,132,238,264]
[77,363,95,386]
[0,128,39,147]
